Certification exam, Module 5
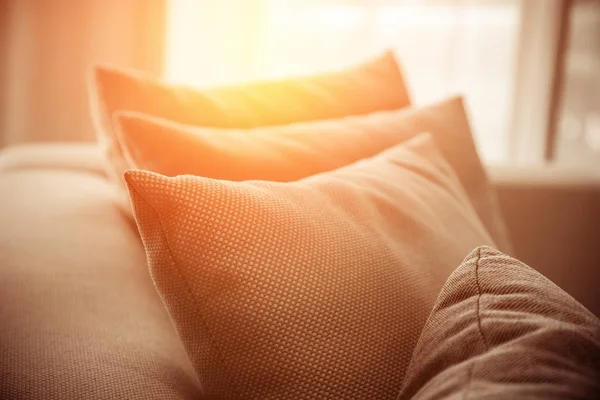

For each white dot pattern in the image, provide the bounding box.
[126,134,494,399]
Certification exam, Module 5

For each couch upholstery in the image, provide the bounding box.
[0,144,598,399]
[0,145,202,399]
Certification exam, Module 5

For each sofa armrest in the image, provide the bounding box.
[489,165,600,317]
[489,164,600,188]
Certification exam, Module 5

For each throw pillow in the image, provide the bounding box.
[116,96,512,253]
[125,133,494,399]
[398,246,600,400]
[89,51,410,184]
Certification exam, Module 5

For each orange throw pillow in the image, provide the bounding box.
[126,134,494,399]
[116,97,512,253]
[89,51,410,185]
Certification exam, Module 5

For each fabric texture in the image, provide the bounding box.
[398,246,600,400]
[0,167,201,399]
[89,51,410,185]
[116,96,512,253]
[126,133,494,399]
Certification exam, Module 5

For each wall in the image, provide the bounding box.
[0,0,165,146]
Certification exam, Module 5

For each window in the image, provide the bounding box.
[556,0,600,167]
[163,0,597,166]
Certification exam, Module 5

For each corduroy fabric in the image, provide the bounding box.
[126,134,494,399]
[115,96,512,254]
[0,168,202,400]
[398,246,600,400]
[89,51,410,187]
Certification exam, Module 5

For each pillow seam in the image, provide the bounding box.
[463,247,491,399]
[128,179,243,398]
[474,247,490,350]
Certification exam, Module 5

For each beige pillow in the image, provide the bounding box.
[116,96,512,253]
[399,246,600,399]
[125,133,494,399]
[89,51,410,184]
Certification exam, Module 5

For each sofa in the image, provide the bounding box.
[2,49,600,398]
[1,142,598,399]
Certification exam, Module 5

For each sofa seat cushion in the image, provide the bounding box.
[0,167,202,400]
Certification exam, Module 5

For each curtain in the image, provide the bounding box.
[0,0,166,146]
[0,1,8,147]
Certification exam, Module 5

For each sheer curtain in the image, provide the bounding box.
[0,0,165,146]
[163,0,521,163]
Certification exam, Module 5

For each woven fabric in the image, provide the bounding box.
[126,134,494,399]
[0,168,201,399]
[88,51,410,187]
[398,246,600,400]
[115,96,512,254]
